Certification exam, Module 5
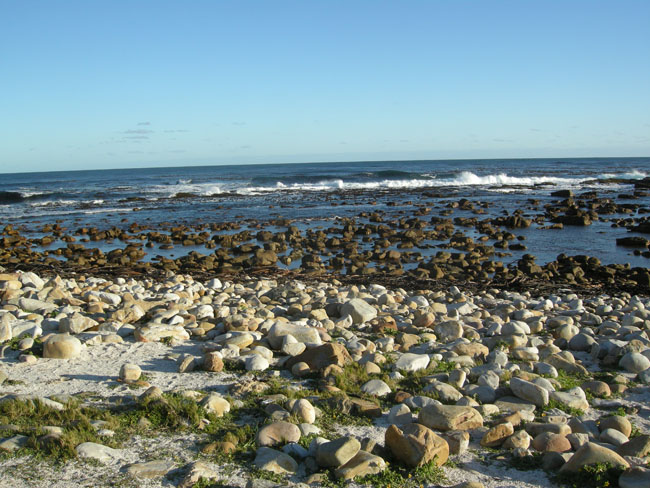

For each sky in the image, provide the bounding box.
[1,1,649,173]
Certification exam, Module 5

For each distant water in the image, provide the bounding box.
[2,157,650,268]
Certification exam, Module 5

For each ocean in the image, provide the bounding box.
[2,157,650,269]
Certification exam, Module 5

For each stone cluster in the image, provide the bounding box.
[1,269,650,487]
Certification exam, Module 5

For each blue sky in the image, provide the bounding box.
[1,1,649,172]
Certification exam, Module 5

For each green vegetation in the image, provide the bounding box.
[553,370,589,391]
[0,398,119,462]
[555,462,626,488]
[352,459,447,488]
[541,398,585,417]
[508,452,544,471]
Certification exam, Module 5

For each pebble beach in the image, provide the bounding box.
[1,266,650,488]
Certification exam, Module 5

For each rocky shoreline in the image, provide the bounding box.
[1,269,650,487]
[3,186,650,299]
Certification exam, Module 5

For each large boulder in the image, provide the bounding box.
[385,423,449,467]
[43,334,82,359]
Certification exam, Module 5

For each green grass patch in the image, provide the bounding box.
[346,459,447,488]
[554,462,626,488]
[541,398,585,417]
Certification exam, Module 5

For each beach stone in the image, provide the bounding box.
[434,320,463,343]
[340,299,377,324]
[385,423,449,467]
[617,435,650,458]
[203,352,224,372]
[418,404,483,431]
[125,460,175,478]
[245,355,269,371]
[619,352,650,374]
[495,396,536,414]
[256,421,301,447]
[361,379,391,397]
[599,415,632,437]
[531,433,571,453]
[414,312,436,328]
[424,381,462,403]
[619,467,650,488]
[334,450,387,480]
[0,435,29,452]
[201,394,230,417]
[524,422,571,438]
[0,321,12,343]
[395,353,430,372]
[18,298,57,314]
[549,389,589,412]
[291,399,316,424]
[454,342,489,359]
[503,429,531,450]
[135,323,190,343]
[178,461,219,488]
[481,422,514,447]
[254,447,298,474]
[285,343,351,370]
[76,442,123,464]
[119,363,141,382]
[567,433,589,450]
[509,377,549,407]
[59,313,98,334]
[581,380,611,398]
[10,321,42,340]
[441,431,470,455]
[43,334,82,359]
[291,361,311,377]
[600,428,629,447]
[316,437,361,468]
[388,404,412,425]
[560,442,629,473]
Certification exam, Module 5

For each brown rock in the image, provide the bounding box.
[285,343,352,371]
[203,352,224,372]
[531,433,571,453]
[385,423,449,467]
[418,404,483,431]
[481,422,514,448]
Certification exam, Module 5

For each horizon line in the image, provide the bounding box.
[2,154,649,176]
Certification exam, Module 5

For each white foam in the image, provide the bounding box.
[598,169,647,180]
[29,200,77,207]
